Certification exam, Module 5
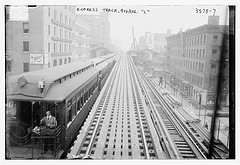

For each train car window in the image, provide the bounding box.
[72,101,76,118]
[80,94,84,108]
[84,92,88,103]
[77,99,81,111]
[67,107,72,124]
[90,86,92,95]
[67,100,72,123]
[88,89,91,98]
[92,84,95,94]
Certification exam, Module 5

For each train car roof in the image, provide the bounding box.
[86,57,104,64]
[43,67,99,102]
[9,60,93,84]
[7,55,115,102]
[8,67,99,102]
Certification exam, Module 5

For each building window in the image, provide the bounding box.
[211,63,216,69]
[54,10,57,20]
[60,13,63,23]
[64,58,67,64]
[210,76,217,87]
[53,59,57,66]
[48,62,50,68]
[212,49,217,60]
[68,57,71,63]
[54,26,57,36]
[23,63,29,72]
[65,16,67,25]
[59,43,62,52]
[48,43,50,52]
[54,42,56,52]
[23,23,29,33]
[64,43,66,52]
[65,30,67,38]
[48,25,50,35]
[203,49,205,59]
[59,59,62,65]
[69,44,71,52]
[48,8,50,16]
[23,41,29,52]
[60,28,62,37]
[203,34,206,45]
[6,60,11,72]
[213,35,218,43]
[69,32,71,39]
[212,49,217,54]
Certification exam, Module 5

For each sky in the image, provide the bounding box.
[107,5,229,50]
[9,5,229,51]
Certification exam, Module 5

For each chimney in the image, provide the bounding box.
[208,15,220,25]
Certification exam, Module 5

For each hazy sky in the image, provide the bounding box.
[9,5,229,51]
[107,5,229,50]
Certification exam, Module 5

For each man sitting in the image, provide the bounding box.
[40,110,57,129]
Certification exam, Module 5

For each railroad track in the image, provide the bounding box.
[129,56,207,159]
[144,71,229,159]
[67,54,165,159]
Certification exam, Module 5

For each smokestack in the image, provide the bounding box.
[208,15,220,25]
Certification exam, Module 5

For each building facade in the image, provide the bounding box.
[6,20,30,76]
[74,15,90,61]
[165,16,229,109]
[140,30,171,53]
[29,5,76,68]
[6,5,92,76]
[79,12,111,52]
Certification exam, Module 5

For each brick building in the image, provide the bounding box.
[165,16,229,109]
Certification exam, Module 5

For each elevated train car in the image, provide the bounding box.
[6,53,117,159]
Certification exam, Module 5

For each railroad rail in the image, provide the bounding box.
[129,56,208,159]
[138,64,229,159]
[67,54,165,159]
[162,92,229,158]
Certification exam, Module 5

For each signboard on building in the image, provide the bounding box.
[30,54,44,64]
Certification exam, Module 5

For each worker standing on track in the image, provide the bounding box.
[159,77,163,86]
[98,71,102,92]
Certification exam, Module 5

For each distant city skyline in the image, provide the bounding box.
[8,5,229,51]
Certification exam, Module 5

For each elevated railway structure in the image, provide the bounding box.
[67,54,219,160]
